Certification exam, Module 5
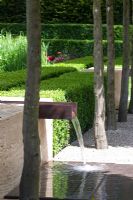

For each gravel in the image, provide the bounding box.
[54,114,133,165]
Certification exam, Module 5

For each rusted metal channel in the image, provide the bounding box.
[0,100,77,120]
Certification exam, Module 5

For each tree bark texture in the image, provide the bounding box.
[93,0,108,149]
[118,0,130,122]
[106,0,116,130]
[128,0,133,113]
[19,0,41,199]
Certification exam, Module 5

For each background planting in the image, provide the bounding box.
[0,69,95,155]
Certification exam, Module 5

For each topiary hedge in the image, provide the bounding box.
[0,67,76,90]
[0,71,95,155]
[45,39,123,58]
[0,0,123,24]
[1,23,132,40]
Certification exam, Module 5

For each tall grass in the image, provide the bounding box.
[0,32,27,72]
[0,32,50,72]
[0,31,123,72]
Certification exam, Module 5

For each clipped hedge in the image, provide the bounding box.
[1,23,132,40]
[46,39,123,58]
[0,0,123,24]
[0,67,76,91]
[0,71,95,155]
[39,71,95,154]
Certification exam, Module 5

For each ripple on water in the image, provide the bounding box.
[72,164,104,172]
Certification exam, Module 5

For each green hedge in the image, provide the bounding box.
[45,39,123,58]
[1,23,131,40]
[0,0,123,24]
[0,67,76,90]
[0,71,95,155]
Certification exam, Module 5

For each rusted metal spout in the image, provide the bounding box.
[39,102,77,119]
[0,100,77,120]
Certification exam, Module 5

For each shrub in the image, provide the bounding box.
[0,71,95,155]
[0,1,123,24]
[45,39,123,58]
[1,23,132,40]
[0,67,76,90]
[40,71,95,153]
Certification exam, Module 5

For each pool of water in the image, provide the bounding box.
[4,162,133,200]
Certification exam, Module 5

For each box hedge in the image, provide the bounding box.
[1,23,132,40]
[0,71,95,155]
[0,67,76,90]
[45,39,123,58]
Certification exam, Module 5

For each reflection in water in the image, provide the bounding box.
[3,162,133,200]
[51,163,133,200]
[2,163,133,200]
[71,116,86,164]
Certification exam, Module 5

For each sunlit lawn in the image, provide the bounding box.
[52,56,122,69]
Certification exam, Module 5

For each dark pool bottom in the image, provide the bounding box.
[4,162,133,200]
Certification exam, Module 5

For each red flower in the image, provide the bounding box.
[47,56,55,62]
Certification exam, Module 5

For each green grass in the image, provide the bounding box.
[52,56,122,69]
[52,56,93,69]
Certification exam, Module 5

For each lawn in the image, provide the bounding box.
[52,56,122,69]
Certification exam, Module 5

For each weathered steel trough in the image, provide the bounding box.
[0,98,77,199]
[0,100,77,120]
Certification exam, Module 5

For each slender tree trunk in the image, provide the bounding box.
[128,0,133,113]
[19,0,41,199]
[93,0,108,149]
[128,45,133,113]
[118,0,130,122]
[106,0,116,130]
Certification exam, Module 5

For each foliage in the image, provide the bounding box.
[0,70,95,155]
[1,23,131,40]
[0,0,123,24]
[0,31,123,72]
[0,67,76,90]
[0,0,26,23]
[45,39,123,58]
[0,32,27,71]
[53,55,122,68]
[53,56,94,69]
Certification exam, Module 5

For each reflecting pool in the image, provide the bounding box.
[5,162,133,200]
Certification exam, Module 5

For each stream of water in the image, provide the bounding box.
[71,116,86,164]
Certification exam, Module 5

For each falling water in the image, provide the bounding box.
[71,116,86,164]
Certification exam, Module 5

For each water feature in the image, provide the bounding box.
[72,116,86,164]
[5,162,133,199]
[2,100,133,199]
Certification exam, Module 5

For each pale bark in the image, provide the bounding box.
[118,0,130,122]
[106,0,116,130]
[19,0,41,199]
[93,0,108,149]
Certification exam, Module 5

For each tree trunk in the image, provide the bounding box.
[118,0,130,122]
[106,0,116,130]
[128,0,133,113]
[19,0,41,199]
[93,0,108,149]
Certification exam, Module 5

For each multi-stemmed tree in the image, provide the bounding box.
[19,0,41,199]
[93,0,108,149]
